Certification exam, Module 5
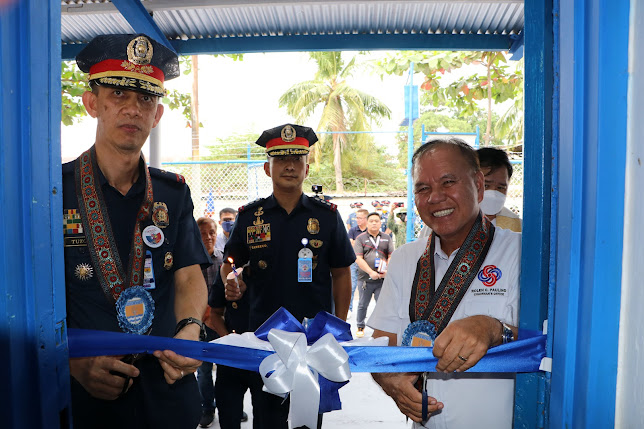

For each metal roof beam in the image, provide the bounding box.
[171,33,514,55]
[62,32,512,60]
[110,0,175,52]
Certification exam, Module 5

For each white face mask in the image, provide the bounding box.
[480,190,507,216]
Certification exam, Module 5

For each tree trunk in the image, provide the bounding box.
[485,55,493,145]
[332,133,344,193]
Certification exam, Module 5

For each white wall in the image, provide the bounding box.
[616,1,644,426]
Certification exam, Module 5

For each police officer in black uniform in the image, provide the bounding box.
[63,34,210,429]
[221,124,355,429]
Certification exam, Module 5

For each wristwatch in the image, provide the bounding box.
[501,322,514,344]
[175,317,207,342]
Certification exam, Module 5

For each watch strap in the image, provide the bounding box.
[175,317,207,342]
[501,322,514,344]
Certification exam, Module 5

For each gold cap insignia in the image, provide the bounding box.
[127,36,154,65]
[307,218,320,235]
[281,125,296,142]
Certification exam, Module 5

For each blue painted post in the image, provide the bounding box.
[551,0,630,427]
[405,63,416,242]
[0,0,70,427]
[475,125,480,148]
[514,0,553,427]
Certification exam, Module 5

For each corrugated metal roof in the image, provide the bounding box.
[61,1,524,57]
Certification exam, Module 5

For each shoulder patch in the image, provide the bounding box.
[149,167,185,184]
[309,195,337,212]
[238,198,265,213]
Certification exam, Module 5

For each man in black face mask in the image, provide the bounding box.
[215,208,238,253]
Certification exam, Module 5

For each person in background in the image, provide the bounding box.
[64,33,210,429]
[345,202,361,230]
[347,208,369,315]
[215,207,238,253]
[352,212,394,338]
[369,138,520,428]
[477,147,522,232]
[387,203,408,249]
[221,123,355,429]
[195,217,223,428]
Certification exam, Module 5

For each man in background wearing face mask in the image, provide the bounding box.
[477,148,522,232]
[215,208,238,253]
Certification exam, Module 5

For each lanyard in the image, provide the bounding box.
[368,234,380,249]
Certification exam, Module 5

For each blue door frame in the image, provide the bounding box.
[550,0,630,427]
[2,0,633,427]
[0,0,70,427]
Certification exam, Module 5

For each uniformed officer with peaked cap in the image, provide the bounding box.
[221,123,355,428]
[64,33,210,429]
[76,32,180,97]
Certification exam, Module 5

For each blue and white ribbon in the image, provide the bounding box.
[258,330,351,429]
[68,308,547,424]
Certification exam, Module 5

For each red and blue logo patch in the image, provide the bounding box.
[477,265,502,287]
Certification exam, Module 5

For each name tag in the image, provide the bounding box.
[298,258,313,282]
[64,236,87,247]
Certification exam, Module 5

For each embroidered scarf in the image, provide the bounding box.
[74,146,154,303]
[409,214,495,334]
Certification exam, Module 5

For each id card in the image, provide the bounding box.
[143,250,156,290]
[374,257,381,268]
[298,257,313,282]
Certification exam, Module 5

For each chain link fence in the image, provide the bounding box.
[163,159,524,231]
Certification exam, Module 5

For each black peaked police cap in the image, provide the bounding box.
[255,124,318,157]
[76,33,179,98]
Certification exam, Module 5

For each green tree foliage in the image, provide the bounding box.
[60,54,243,127]
[202,131,263,160]
[375,51,523,149]
[394,110,499,168]
[279,51,393,193]
[61,61,89,126]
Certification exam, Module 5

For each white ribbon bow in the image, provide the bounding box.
[259,329,351,429]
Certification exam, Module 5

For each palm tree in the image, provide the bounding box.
[279,52,391,193]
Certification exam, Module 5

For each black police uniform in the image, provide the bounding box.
[209,273,262,429]
[223,193,355,429]
[224,194,355,331]
[63,155,210,429]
